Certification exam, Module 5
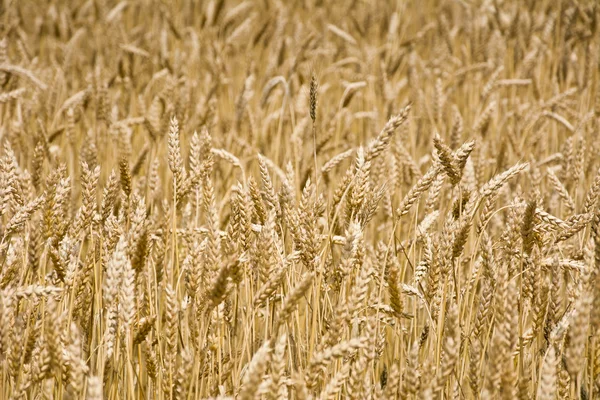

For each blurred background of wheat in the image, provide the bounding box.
[0,0,599,398]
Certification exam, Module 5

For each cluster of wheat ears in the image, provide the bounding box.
[0,0,599,399]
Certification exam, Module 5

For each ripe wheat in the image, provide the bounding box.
[0,0,599,399]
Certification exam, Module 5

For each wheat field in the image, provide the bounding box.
[0,0,599,399]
